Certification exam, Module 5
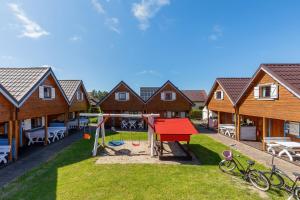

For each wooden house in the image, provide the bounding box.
[235,64,300,150]
[145,81,194,118]
[98,81,146,126]
[59,80,89,127]
[0,67,69,160]
[205,78,251,135]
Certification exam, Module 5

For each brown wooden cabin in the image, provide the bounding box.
[205,78,251,132]
[235,64,300,150]
[59,80,90,126]
[98,81,146,127]
[145,81,194,118]
[0,67,69,161]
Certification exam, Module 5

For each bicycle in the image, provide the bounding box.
[262,154,300,200]
[219,144,270,191]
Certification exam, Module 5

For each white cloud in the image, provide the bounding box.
[105,17,120,34]
[132,0,170,31]
[136,70,162,77]
[208,25,223,41]
[91,0,120,34]
[69,35,82,42]
[8,3,49,39]
[91,0,106,14]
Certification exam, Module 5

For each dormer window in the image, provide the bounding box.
[214,90,223,100]
[254,84,278,100]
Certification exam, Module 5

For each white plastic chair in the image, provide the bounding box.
[138,120,144,129]
[121,120,128,129]
[0,146,11,164]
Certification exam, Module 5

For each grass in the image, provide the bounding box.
[0,131,288,200]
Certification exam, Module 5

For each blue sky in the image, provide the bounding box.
[1,0,300,93]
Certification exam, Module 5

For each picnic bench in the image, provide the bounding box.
[276,141,300,162]
[25,127,67,145]
[0,145,11,164]
[264,137,291,155]
[219,124,236,138]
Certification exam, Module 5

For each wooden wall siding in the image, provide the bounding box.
[239,71,300,122]
[69,85,89,112]
[207,84,235,113]
[146,84,192,113]
[100,84,144,112]
[220,112,234,124]
[0,93,14,122]
[18,75,68,120]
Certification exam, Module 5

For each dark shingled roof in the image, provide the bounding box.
[181,90,207,102]
[261,64,300,97]
[59,80,81,102]
[217,78,251,104]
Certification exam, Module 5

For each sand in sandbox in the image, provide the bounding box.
[95,141,199,165]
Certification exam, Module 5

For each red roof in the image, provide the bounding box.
[181,90,207,102]
[154,118,198,135]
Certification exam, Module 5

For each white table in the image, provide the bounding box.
[276,141,300,161]
[26,129,46,145]
[219,124,235,138]
[26,127,66,145]
[0,145,11,164]
[48,127,67,141]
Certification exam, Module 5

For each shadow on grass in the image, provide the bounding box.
[188,144,222,165]
[0,130,95,200]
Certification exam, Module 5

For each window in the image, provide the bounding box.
[260,85,271,98]
[77,91,83,101]
[165,92,173,101]
[118,92,126,101]
[44,87,52,99]
[215,91,223,100]
[254,84,278,100]
[31,117,43,129]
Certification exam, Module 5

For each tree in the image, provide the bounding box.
[90,89,108,101]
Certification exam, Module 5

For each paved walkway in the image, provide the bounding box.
[0,132,82,188]
[201,128,300,178]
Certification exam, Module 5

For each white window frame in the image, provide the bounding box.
[77,91,84,101]
[214,90,223,100]
[255,83,278,101]
[43,86,52,99]
[162,91,175,101]
[118,92,127,101]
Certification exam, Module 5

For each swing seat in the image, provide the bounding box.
[83,133,91,140]
[108,140,125,146]
[132,142,140,147]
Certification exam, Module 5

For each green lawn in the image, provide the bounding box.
[0,131,288,200]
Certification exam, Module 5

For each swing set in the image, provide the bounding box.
[79,113,160,157]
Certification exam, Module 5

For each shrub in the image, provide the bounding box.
[190,109,202,119]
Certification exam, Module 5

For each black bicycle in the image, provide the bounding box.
[262,154,300,200]
[219,144,270,191]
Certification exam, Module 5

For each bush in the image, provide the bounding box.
[190,109,202,119]
[89,117,98,124]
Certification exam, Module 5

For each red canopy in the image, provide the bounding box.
[154,118,198,135]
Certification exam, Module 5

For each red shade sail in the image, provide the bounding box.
[154,118,198,136]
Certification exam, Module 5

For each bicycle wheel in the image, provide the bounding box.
[262,171,284,188]
[294,187,300,200]
[219,160,236,172]
[248,170,270,191]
